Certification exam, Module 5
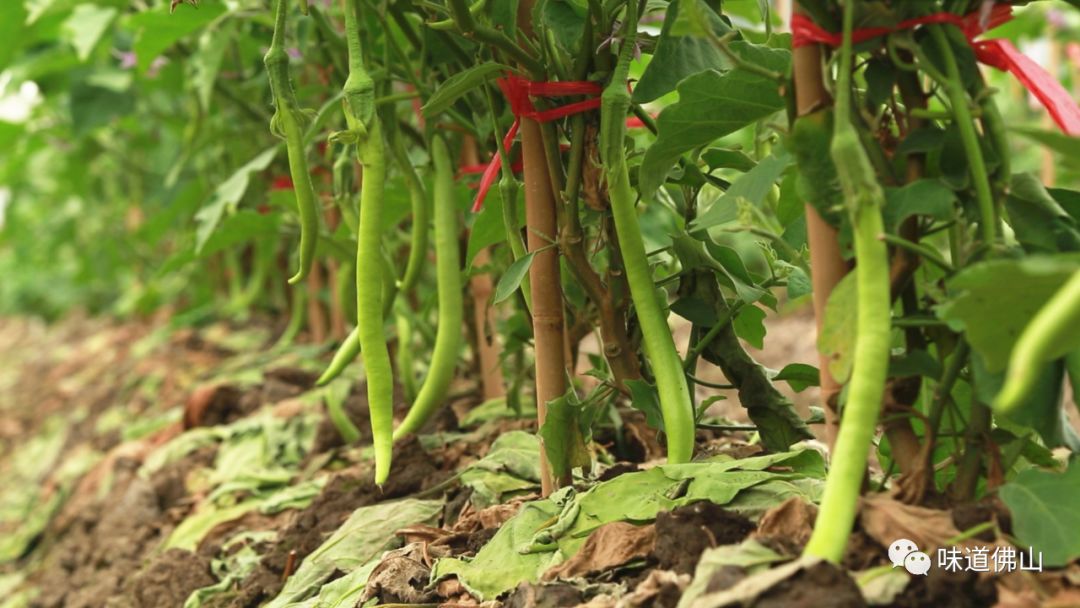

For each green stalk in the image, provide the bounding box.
[926,25,999,243]
[394,137,465,439]
[600,1,693,463]
[803,0,892,564]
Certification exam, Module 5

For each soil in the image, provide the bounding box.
[2,315,1077,608]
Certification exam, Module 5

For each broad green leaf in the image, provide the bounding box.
[538,391,591,481]
[819,272,857,383]
[130,2,227,73]
[732,304,766,349]
[626,378,665,431]
[459,431,543,507]
[0,3,28,72]
[422,62,509,118]
[434,451,821,601]
[189,22,231,111]
[265,499,443,607]
[466,186,523,268]
[1005,173,1080,254]
[936,256,1080,372]
[539,0,587,57]
[692,149,793,232]
[789,109,843,226]
[195,147,279,251]
[998,463,1080,567]
[1011,127,1080,169]
[633,0,733,104]
[70,79,134,136]
[702,148,757,173]
[493,250,536,304]
[974,356,1078,450]
[773,363,819,392]
[883,179,956,232]
[678,539,786,608]
[63,5,117,62]
[640,57,788,199]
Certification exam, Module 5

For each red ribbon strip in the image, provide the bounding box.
[792,4,1080,136]
[470,75,605,212]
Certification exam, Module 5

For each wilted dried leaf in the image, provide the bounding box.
[542,522,656,581]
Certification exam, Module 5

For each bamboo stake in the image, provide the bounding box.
[792,6,846,450]
[518,0,567,495]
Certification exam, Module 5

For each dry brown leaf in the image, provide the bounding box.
[859,493,979,555]
[542,522,655,582]
[619,569,691,607]
[754,497,817,549]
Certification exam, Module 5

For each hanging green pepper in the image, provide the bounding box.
[600,0,694,464]
[803,0,892,564]
[393,136,464,439]
[265,0,319,285]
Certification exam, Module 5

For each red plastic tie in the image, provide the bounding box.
[791,4,1080,136]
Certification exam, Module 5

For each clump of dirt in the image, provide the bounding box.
[124,548,217,608]
[32,462,166,608]
[227,436,440,607]
[504,581,585,608]
[751,560,866,608]
[892,566,997,607]
[653,502,756,574]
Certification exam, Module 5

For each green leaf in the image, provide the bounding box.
[732,304,766,349]
[1005,173,1080,254]
[1011,127,1080,169]
[773,363,819,393]
[422,62,510,118]
[538,391,591,481]
[195,147,279,251]
[466,186,522,269]
[63,4,117,62]
[69,78,134,136]
[265,499,443,607]
[130,2,227,73]
[640,56,788,198]
[936,256,1080,372]
[789,110,843,226]
[633,0,733,104]
[691,150,793,232]
[883,179,956,232]
[189,22,232,111]
[819,272,858,383]
[0,2,28,72]
[626,379,665,431]
[493,250,537,304]
[538,0,587,57]
[702,148,757,173]
[998,463,1080,568]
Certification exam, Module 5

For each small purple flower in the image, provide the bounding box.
[115,50,138,70]
[287,47,302,61]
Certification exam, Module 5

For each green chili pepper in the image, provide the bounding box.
[996,270,1080,413]
[803,0,892,564]
[393,136,464,439]
[392,131,429,294]
[599,0,693,464]
[341,0,393,485]
[315,327,360,387]
[265,0,319,285]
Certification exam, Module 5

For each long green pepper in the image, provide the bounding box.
[803,0,892,564]
[341,0,393,485]
[265,0,319,285]
[394,136,464,439]
[600,1,694,464]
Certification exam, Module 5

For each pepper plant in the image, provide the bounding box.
[1,0,1080,572]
